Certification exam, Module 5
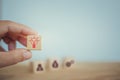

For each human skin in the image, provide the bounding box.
[0,20,37,68]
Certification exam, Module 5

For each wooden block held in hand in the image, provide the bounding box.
[32,61,45,73]
[47,58,60,71]
[27,35,41,50]
[63,57,75,69]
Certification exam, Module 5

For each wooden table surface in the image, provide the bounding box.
[0,62,120,80]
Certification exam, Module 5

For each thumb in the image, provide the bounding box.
[0,48,32,68]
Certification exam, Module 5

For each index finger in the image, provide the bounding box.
[0,20,38,36]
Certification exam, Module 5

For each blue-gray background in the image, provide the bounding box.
[0,0,120,62]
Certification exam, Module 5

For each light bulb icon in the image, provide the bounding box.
[29,36,40,48]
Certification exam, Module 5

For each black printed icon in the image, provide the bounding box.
[52,60,59,68]
[37,64,43,71]
[66,62,71,67]
[66,60,74,67]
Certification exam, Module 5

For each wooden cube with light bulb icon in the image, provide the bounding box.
[27,35,42,50]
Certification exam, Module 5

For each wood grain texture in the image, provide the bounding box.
[0,62,120,80]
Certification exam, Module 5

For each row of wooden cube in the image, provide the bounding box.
[32,58,75,73]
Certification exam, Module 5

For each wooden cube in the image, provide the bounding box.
[27,35,42,50]
[32,61,46,73]
[63,57,75,69]
[47,58,60,71]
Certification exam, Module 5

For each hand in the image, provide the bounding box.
[0,20,37,68]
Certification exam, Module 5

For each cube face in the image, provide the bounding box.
[63,58,75,69]
[32,61,45,73]
[47,59,60,71]
[27,35,41,50]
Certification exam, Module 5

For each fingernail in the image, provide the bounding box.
[23,51,32,60]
